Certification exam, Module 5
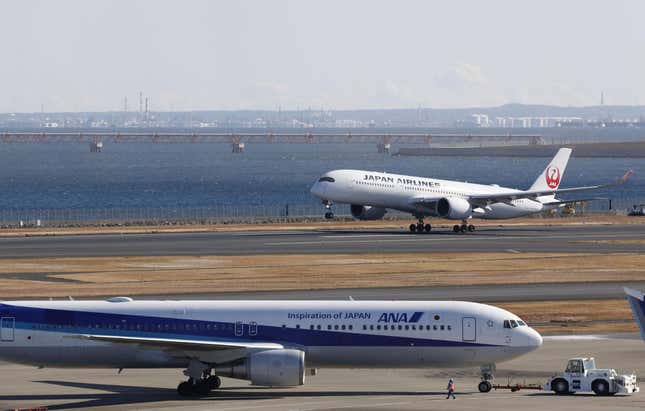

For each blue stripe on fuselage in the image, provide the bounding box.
[409,312,423,323]
[0,303,497,347]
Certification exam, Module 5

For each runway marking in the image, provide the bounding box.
[265,232,645,246]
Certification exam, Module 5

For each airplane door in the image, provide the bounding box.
[462,317,476,342]
[1,317,15,342]
[235,321,244,337]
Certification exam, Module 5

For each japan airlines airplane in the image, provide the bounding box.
[311,148,632,233]
[625,287,645,343]
[0,298,541,396]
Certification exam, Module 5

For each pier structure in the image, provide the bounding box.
[0,131,541,153]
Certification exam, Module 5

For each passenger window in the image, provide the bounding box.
[376,325,381,330]
[440,325,445,331]
[328,325,332,330]
[398,325,403,330]
[317,325,321,330]
[334,325,339,330]
[341,325,346,330]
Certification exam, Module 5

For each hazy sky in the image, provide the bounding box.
[2,0,644,112]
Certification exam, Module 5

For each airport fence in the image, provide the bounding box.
[0,197,642,228]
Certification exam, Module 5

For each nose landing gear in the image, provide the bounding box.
[323,201,334,219]
[478,364,495,393]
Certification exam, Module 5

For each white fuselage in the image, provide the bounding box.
[0,300,541,369]
[311,169,557,220]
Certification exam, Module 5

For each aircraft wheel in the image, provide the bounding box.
[424,224,432,232]
[552,378,570,395]
[468,224,475,232]
[416,223,425,233]
[460,224,468,233]
[206,375,222,390]
[324,212,334,219]
[453,225,460,233]
[194,381,211,395]
[177,381,195,396]
[409,224,417,232]
[478,380,492,393]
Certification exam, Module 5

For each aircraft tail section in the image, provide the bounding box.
[530,148,572,203]
[625,287,645,342]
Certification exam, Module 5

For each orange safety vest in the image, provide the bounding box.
[448,382,455,391]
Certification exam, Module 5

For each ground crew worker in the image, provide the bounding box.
[446,378,456,399]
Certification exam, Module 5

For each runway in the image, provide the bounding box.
[0,224,643,258]
[1,335,643,411]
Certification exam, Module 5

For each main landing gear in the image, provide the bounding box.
[323,201,334,219]
[409,217,431,233]
[452,221,476,234]
[177,359,222,397]
[477,364,495,393]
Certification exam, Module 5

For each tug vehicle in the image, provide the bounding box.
[544,358,639,396]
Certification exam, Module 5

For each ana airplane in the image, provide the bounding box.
[311,148,632,233]
[625,287,645,343]
[0,298,542,396]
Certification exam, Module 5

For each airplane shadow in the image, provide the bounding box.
[0,380,465,410]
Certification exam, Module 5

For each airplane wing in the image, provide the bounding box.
[468,170,632,206]
[541,197,607,206]
[70,334,284,351]
[624,287,645,342]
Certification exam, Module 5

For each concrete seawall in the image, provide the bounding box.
[396,141,645,157]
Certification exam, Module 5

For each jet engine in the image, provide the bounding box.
[350,204,387,220]
[436,197,472,220]
[215,349,305,387]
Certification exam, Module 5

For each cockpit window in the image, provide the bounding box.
[510,320,519,328]
[503,320,511,329]
[318,177,335,183]
[517,320,526,326]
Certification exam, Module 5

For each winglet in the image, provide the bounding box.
[624,287,645,342]
[618,169,634,185]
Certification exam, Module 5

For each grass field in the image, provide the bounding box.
[0,251,641,335]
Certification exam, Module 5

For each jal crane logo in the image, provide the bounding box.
[545,165,561,189]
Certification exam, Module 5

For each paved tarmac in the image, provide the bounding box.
[0,224,643,258]
[138,281,645,303]
[0,335,643,411]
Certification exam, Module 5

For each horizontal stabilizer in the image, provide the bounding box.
[468,169,633,206]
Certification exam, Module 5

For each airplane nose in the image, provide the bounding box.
[310,182,325,198]
[527,328,543,348]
